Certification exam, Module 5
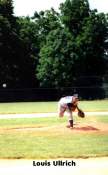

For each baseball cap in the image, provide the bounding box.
[73,94,79,98]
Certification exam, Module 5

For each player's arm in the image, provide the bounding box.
[76,106,85,118]
[67,103,77,111]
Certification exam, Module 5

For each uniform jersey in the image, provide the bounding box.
[59,96,73,105]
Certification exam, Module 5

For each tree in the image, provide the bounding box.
[16,16,39,87]
[0,0,19,88]
[75,11,108,77]
[59,0,108,88]
[32,8,61,47]
[37,27,77,88]
[0,0,37,88]
[0,0,14,18]
[60,0,90,35]
[37,0,108,98]
[17,8,61,88]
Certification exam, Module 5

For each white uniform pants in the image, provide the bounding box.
[58,102,73,121]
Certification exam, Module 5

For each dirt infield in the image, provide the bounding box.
[0,112,108,137]
[0,112,107,135]
[5,120,108,137]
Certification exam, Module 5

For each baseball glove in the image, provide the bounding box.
[78,109,85,118]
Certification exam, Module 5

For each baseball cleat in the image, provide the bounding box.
[66,125,73,129]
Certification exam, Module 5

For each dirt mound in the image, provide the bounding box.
[1,121,107,136]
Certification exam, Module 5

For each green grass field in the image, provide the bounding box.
[0,100,108,159]
[0,100,108,114]
[0,114,108,159]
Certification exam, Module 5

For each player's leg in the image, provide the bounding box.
[58,103,66,117]
[66,109,73,128]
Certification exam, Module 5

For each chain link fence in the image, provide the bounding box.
[0,86,107,102]
[0,75,108,102]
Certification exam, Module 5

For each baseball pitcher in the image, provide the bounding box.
[58,94,85,128]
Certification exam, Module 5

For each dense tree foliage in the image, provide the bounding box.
[0,0,19,88]
[16,16,39,87]
[60,0,90,35]
[37,0,108,88]
[37,28,76,87]
[0,0,108,94]
[32,9,61,46]
[0,0,37,88]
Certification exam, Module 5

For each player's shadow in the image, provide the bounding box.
[74,126,99,131]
